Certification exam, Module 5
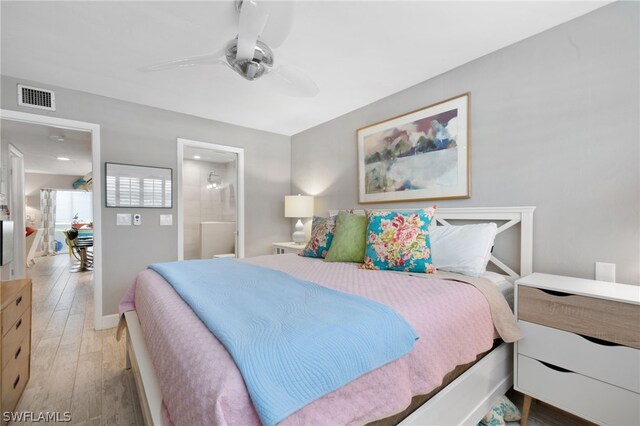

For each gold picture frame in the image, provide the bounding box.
[357,93,470,203]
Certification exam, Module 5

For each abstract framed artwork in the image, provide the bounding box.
[357,93,470,203]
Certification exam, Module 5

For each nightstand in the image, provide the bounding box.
[272,242,305,255]
[514,273,640,426]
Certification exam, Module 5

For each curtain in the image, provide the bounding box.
[40,189,57,255]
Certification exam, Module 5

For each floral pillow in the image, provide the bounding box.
[300,216,336,258]
[362,207,436,273]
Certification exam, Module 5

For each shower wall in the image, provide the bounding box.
[183,159,237,259]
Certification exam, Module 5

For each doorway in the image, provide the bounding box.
[177,138,245,260]
[6,144,25,279]
[0,109,107,329]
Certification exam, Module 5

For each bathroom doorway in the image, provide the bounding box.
[177,138,244,260]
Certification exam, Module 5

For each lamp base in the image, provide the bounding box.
[292,219,306,244]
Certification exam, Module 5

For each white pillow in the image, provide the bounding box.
[430,223,497,277]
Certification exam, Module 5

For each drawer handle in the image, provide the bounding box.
[13,375,20,389]
[539,289,571,297]
[538,360,572,373]
[16,318,22,330]
[14,346,21,359]
[16,295,23,306]
[579,334,619,347]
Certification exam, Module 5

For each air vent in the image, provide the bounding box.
[17,84,56,111]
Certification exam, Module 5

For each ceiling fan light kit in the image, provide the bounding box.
[141,0,318,97]
[226,38,274,81]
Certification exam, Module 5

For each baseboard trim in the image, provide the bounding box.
[97,313,120,330]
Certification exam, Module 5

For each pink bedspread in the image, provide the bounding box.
[124,255,498,425]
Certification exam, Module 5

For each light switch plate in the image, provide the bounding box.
[116,213,132,226]
[160,214,173,226]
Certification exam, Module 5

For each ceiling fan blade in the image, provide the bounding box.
[140,50,225,72]
[268,64,319,98]
[236,0,268,61]
[260,2,294,48]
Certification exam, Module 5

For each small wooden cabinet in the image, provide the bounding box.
[514,273,640,426]
[0,278,32,422]
[272,242,305,255]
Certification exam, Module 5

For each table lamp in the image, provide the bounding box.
[284,195,314,244]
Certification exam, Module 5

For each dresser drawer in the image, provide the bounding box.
[518,285,640,349]
[1,284,31,338]
[1,335,29,414]
[518,354,640,426]
[518,321,640,393]
[1,307,30,370]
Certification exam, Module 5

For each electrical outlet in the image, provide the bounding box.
[133,213,142,226]
[595,262,616,282]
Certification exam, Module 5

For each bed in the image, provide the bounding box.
[121,206,535,426]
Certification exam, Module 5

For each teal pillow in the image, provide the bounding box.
[300,216,336,258]
[362,208,436,273]
[324,211,367,263]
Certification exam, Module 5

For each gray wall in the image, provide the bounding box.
[291,2,640,284]
[1,76,292,315]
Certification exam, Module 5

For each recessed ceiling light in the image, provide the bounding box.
[49,135,65,142]
[57,157,70,161]
[194,155,201,159]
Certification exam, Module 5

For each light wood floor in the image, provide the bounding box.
[14,255,594,426]
[506,390,596,426]
[14,254,143,426]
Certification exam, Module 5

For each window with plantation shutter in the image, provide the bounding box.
[143,178,164,207]
[165,180,172,207]
[118,177,141,206]
[106,176,116,207]
[105,163,172,208]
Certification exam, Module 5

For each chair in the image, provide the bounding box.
[64,229,93,272]
[25,228,44,268]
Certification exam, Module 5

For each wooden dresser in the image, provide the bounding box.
[0,278,32,421]
[514,273,640,426]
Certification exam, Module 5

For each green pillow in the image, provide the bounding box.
[324,211,367,263]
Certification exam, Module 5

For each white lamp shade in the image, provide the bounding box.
[284,195,314,218]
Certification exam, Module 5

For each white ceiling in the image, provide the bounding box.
[0,119,92,175]
[0,1,608,136]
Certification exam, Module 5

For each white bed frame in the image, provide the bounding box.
[125,206,535,426]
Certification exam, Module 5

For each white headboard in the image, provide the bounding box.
[328,206,535,278]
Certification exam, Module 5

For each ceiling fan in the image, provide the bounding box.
[141,0,318,98]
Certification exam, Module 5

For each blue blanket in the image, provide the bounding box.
[149,259,418,426]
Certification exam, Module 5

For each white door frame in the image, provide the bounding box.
[177,138,245,259]
[0,109,107,330]
[7,144,25,279]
